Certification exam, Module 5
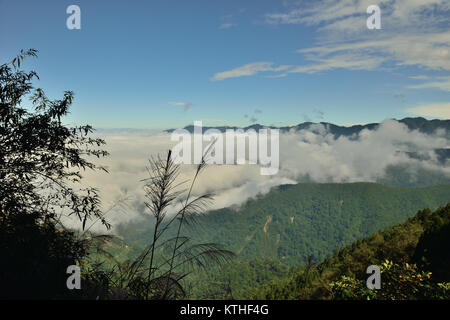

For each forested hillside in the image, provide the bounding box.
[185,258,292,299]
[118,183,450,266]
[253,204,450,300]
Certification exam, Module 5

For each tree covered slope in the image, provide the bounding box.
[118,183,450,266]
[253,203,450,300]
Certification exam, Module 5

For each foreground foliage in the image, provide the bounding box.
[330,260,449,300]
[0,50,109,299]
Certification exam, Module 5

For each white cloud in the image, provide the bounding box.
[168,101,193,111]
[408,76,450,92]
[212,31,450,78]
[168,101,185,106]
[265,0,448,32]
[295,31,450,72]
[210,62,291,81]
[211,51,386,78]
[213,1,450,80]
[264,73,288,78]
[405,102,450,118]
[265,0,376,27]
[275,1,450,72]
[409,75,431,80]
[219,23,236,29]
[289,52,385,73]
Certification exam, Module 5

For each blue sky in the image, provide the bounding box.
[1,0,449,129]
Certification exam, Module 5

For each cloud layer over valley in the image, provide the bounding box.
[68,120,449,232]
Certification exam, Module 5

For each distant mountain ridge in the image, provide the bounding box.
[165,117,450,138]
